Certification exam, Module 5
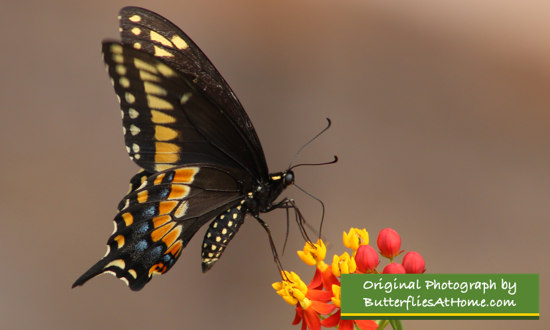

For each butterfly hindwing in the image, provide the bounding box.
[73,165,245,290]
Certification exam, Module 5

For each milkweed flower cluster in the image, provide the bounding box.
[273,228,426,330]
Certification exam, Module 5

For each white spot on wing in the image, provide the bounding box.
[125,92,136,103]
[130,124,140,136]
[180,92,192,104]
[129,108,139,119]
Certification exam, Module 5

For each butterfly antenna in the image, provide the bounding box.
[289,118,333,168]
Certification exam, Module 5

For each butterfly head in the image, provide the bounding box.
[269,170,294,187]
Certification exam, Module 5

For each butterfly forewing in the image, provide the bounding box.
[117,6,268,178]
[103,42,262,177]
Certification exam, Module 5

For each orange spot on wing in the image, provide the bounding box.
[158,201,177,214]
[137,190,148,203]
[148,263,167,276]
[151,222,175,242]
[165,240,183,258]
[168,185,189,200]
[154,142,180,164]
[162,225,182,248]
[122,212,133,226]
[173,168,197,183]
[114,235,125,248]
[155,153,179,164]
[152,215,172,228]
[154,173,166,185]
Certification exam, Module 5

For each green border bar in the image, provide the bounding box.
[341,274,539,320]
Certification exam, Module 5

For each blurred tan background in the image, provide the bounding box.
[1,0,548,329]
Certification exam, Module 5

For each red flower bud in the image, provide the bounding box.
[354,245,379,273]
[402,251,426,274]
[382,263,406,274]
[377,228,402,259]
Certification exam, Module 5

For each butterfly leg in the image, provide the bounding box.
[252,215,285,274]
[272,198,314,244]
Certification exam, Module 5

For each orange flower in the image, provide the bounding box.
[273,271,335,330]
[322,284,379,330]
[298,239,339,291]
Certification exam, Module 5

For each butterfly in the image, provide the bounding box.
[71,6,314,291]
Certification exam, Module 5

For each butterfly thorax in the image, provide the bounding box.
[246,170,294,214]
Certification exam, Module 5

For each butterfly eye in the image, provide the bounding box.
[284,172,294,185]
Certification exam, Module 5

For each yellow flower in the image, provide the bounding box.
[331,252,357,277]
[297,239,327,266]
[331,284,341,308]
[272,271,310,308]
[343,228,369,251]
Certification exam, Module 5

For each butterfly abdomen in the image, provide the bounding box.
[201,200,247,272]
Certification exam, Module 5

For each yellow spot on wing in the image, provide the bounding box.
[129,14,141,22]
[134,58,157,73]
[171,35,189,50]
[168,185,189,200]
[151,222,175,241]
[116,65,126,75]
[154,46,174,58]
[119,77,130,88]
[131,27,141,35]
[105,259,126,270]
[137,190,148,203]
[122,212,133,226]
[110,44,123,54]
[151,110,175,124]
[139,70,160,82]
[147,95,173,110]
[154,125,178,141]
[144,81,167,95]
[150,31,172,46]
[114,235,125,248]
[156,63,176,77]
[112,54,124,63]
[155,164,175,171]
[133,42,142,49]
[128,269,137,279]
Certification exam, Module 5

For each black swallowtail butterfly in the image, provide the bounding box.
[73,7,309,291]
